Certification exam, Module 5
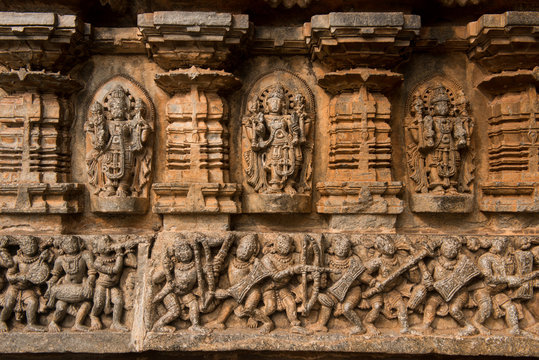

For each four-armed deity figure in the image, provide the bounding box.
[85,85,152,198]
[408,84,472,195]
[245,85,311,195]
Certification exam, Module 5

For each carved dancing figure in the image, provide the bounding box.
[472,237,538,337]
[151,237,208,334]
[260,234,309,334]
[408,84,473,194]
[89,235,136,331]
[308,236,372,335]
[85,85,152,198]
[245,85,310,195]
[207,234,274,333]
[0,236,49,332]
[416,237,479,336]
[47,236,96,332]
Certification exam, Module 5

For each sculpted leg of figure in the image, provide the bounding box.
[281,290,310,334]
[308,293,334,332]
[206,299,235,330]
[450,292,477,336]
[0,287,17,332]
[242,289,272,332]
[502,301,531,337]
[342,288,365,335]
[396,299,410,334]
[23,293,45,332]
[473,290,492,335]
[262,289,277,331]
[110,287,128,332]
[73,301,91,331]
[417,296,441,334]
[152,293,180,333]
[186,298,209,334]
[90,285,106,330]
[49,300,67,332]
[364,297,383,335]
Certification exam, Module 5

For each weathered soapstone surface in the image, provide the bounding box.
[0,1,537,359]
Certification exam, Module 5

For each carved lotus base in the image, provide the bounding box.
[480,182,539,212]
[0,183,83,214]
[152,182,241,213]
[410,193,474,213]
[242,193,311,213]
[316,181,403,214]
[90,195,148,214]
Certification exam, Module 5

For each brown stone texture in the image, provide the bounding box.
[0,1,538,358]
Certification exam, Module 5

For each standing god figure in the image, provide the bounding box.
[245,85,310,195]
[86,85,152,198]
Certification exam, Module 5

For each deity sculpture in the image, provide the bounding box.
[473,237,539,337]
[415,237,480,336]
[207,234,274,333]
[407,83,473,195]
[244,85,311,195]
[0,236,50,332]
[89,236,137,332]
[85,85,153,199]
[151,237,209,334]
[308,236,371,335]
[47,236,96,332]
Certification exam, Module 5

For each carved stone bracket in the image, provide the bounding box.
[153,67,242,214]
[137,11,251,71]
[478,69,539,212]
[316,68,403,215]
[309,12,421,70]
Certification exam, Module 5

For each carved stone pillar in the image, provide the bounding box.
[310,12,420,229]
[139,11,249,229]
[316,69,403,215]
[468,12,539,212]
[0,13,85,217]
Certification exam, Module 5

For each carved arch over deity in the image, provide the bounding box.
[85,75,155,214]
[404,75,475,213]
[241,69,316,213]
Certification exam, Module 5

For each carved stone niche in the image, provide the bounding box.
[241,70,315,213]
[0,70,84,214]
[404,77,475,213]
[316,68,404,215]
[478,69,539,212]
[152,66,242,214]
[85,76,155,214]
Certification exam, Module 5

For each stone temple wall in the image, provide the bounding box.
[0,0,538,358]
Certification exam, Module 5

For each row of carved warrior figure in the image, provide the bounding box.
[0,235,137,333]
[151,233,539,337]
[1,233,538,337]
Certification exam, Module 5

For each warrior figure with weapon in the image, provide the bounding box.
[89,235,137,331]
[473,237,539,337]
[308,236,373,335]
[0,236,49,332]
[415,237,479,336]
[207,234,273,333]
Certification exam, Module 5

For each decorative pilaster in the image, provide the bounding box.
[0,13,86,215]
[467,12,539,212]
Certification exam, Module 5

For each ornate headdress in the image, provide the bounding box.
[430,85,450,105]
[110,85,127,100]
[267,85,286,100]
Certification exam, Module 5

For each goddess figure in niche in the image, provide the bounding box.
[245,84,310,195]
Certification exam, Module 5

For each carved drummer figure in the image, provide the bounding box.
[308,236,372,335]
[85,85,152,198]
[151,238,208,334]
[47,236,96,332]
[0,236,49,332]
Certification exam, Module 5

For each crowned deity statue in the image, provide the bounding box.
[244,84,311,195]
[85,85,152,198]
[407,84,473,195]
